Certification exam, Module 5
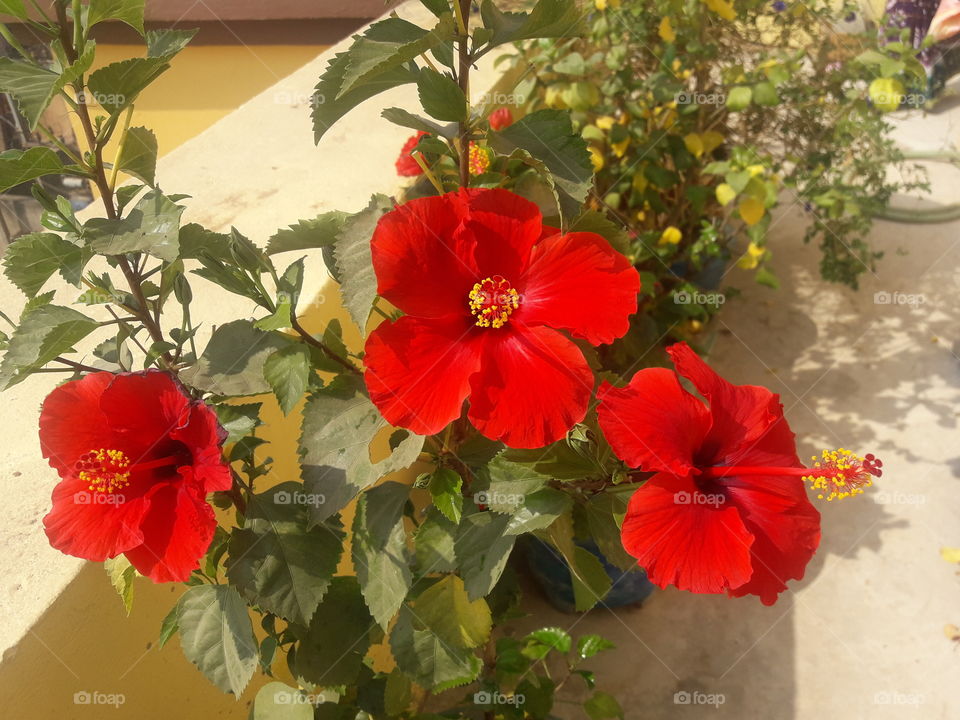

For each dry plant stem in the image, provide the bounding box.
[457,0,471,188]
[289,315,362,376]
[54,356,100,373]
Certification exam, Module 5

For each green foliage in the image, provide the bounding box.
[115,126,158,186]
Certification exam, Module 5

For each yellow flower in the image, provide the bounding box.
[747,164,765,177]
[468,142,491,176]
[941,547,960,564]
[659,226,682,245]
[738,196,765,226]
[612,138,631,158]
[659,17,676,43]
[683,133,704,157]
[715,183,736,206]
[589,146,605,172]
[635,210,646,222]
[703,0,736,20]
[595,115,616,131]
[700,130,724,154]
[737,242,765,269]
[632,172,648,192]
[868,77,904,113]
[595,0,620,9]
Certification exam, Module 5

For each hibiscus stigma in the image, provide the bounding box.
[469,275,520,328]
[802,448,883,501]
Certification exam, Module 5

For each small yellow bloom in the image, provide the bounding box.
[595,115,616,131]
[683,133,704,157]
[635,210,646,222]
[941,547,960,564]
[715,183,736,206]
[703,0,736,20]
[747,164,766,177]
[659,226,682,245]
[612,138,631,158]
[632,172,648,192]
[659,16,676,43]
[737,242,765,269]
[700,130,724,154]
[589,146,605,172]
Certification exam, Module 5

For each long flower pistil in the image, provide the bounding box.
[697,447,883,502]
[468,275,520,328]
[75,448,180,493]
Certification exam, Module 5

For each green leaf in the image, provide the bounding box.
[177,585,258,696]
[584,492,635,572]
[334,194,393,334]
[584,691,623,719]
[87,57,170,115]
[115,126,157,186]
[479,0,585,48]
[428,467,463,524]
[227,483,344,627]
[289,577,372,686]
[352,481,413,629]
[484,454,551,512]
[0,0,28,19]
[88,0,146,33]
[389,606,482,691]
[384,669,413,716]
[158,602,180,649]
[252,682,314,720]
[568,209,630,254]
[725,85,752,111]
[577,634,616,659]
[146,28,197,58]
[490,110,593,225]
[455,513,516,600]
[266,211,347,255]
[262,344,312,415]
[0,147,66,193]
[104,556,135,615]
[754,265,779,289]
[0,44,94,130]
[417,67,466,122]
[414,507,458,573]
[214,402,262,443]
[752,81,779,107]
[418,0,450,17]
[312,50,417,142]
[545,512,612,611]
[381,106,453,137]
[3,232,86,297]
[503,488,571,536]
[299,375,424,523]
[0,304,98,389]
[526,627,571,654]
[84,190,183,261]
[182,320,293,396]
[415,575,491,649]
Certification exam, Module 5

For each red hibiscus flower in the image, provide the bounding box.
[39,371,231,582]
[598,343,880,604]
[489,107,514,131]
[396,131,428,177]
[364,188,641,449]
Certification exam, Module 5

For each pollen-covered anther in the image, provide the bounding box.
[802,448,882,502]
[468,275,520,328]
[75,448,131,494]
[468,142,491,176]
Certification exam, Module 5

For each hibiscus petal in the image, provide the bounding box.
[667,342,789,464]
[519,232,640,345]
[723,474,821,605]
[123,483,217,582]
[371,194,478,318]
[365,315,483,436]
[467,325,592,448]
[597,369,711,475]
[43,474,149,561]
[171,404,232,493]
[457,188,544,281]
[620,473,755,595]
[39,371,114,475]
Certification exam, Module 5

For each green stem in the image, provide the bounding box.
[456,0,471,189]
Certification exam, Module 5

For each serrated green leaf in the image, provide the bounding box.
[262,344,312,415]
[417,67,466,122]
[428,467,463,524]
[299,375,424,523]
[0,147,66,193]
[266,211,347,255]
[416,576,492,649]
[3,232,86,297]
[158,601,180,649]
[213,402,261,443]
[146,28,197,58]
[455,513,516,600]
[334,194,393,334]
[381,106,453,137]
[584,691,623,719]
[182,320,293,396]
[353,481,413,629]
[115,126,157,186]
[88,0,145,33]
[0,44,94,129]
[479,0,585,48]
[104,555,136,615]
[87,57,170,115]
[84,190,183,261]
[227,483,344,627]
[0,304,98,389]
[584,492,635,572]
[384,669,413,716]
[252,682,314,720]
[577,634,616,659]
[177,585,258,696]
[389,606,482,691]
[414,507,458,573]
[289,577,372,686]
[526,627,571,654]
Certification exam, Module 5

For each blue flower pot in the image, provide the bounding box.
[521,536,655,613]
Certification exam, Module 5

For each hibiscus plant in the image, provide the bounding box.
[0,0,882,717]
